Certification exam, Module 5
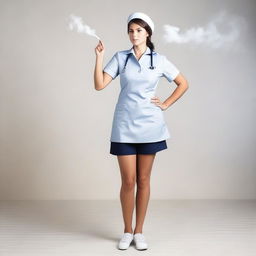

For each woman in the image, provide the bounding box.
[94,12,189,250]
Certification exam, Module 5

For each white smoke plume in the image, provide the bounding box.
[68,14,100,40]
[162,11,246,49]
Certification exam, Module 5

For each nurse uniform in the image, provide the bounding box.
[103,46,180,143]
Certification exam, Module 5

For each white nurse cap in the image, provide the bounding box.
[127,12,154,32]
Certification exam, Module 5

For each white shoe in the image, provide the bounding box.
[118,232,133,250]
[133,233,148,250]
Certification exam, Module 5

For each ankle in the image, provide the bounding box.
[134,229,143,234]
[124,228,133,234]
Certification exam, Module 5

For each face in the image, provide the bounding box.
[128,23,149,46]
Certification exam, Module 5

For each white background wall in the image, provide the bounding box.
[0,0,255,199]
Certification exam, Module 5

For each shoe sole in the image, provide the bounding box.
[136,248,148,250]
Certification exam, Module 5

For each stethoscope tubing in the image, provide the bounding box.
[123,49,155,72]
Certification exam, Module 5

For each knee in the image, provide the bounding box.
[122,177,136,190]
[137,176,150,189]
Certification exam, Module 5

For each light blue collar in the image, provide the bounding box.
[125,46,156,55]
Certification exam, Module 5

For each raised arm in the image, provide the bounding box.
[94,40,113,91]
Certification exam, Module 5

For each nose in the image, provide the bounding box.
[131,31,138,36]
[132,33,139,38]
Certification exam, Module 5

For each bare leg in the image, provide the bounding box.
[134,154,156,234]
[117,154,137,233]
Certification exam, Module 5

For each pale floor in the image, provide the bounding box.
[0,200,255,256]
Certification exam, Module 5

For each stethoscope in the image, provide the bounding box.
[122,49,156,72]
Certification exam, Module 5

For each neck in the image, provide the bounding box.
[133,44,147,55]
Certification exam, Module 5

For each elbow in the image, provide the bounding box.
[183,79,189,90]
[177,80,189,91]
[94,85,100,91]
[94,82,104,91]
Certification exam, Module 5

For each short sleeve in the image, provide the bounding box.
[103,52,119,80]
[162,55,180,83]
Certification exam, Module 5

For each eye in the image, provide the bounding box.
[129,29,142,33]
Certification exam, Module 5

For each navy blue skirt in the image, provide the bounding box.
[110,140,167,155]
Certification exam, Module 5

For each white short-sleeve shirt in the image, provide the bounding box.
[103,46,180,143]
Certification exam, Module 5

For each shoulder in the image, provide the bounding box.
[156,53,177,66]
[114,49,163,56]
[111,49,131,63]
[119,49,130,53]
[154,52,167,60]
[108,50,129,59]
[115,49,130,56]
[148,51,167,66]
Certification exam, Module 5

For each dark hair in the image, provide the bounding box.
[127,18,155,51]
